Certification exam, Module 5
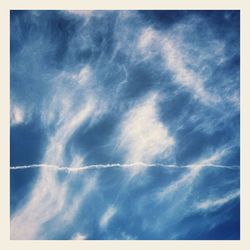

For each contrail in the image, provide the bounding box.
[10,162,239,173]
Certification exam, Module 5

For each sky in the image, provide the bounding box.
[10,10,240,240]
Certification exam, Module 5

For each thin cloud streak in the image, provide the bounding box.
[196,190,240,210]
[10,162,239,172]
[157,149,232,199]
[100,206,117,229]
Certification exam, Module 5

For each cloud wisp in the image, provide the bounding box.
[10,65,106,239]
[99,206,117,229]
[196,190,240,211]
[157,149,231,200]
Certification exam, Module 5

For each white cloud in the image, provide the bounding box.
[11,98,95,238]
[137,26,220,104]
[197,149,227,167]
[62,176,97,224]
[10,170,68,239]
[162,37,218,104]
[10,104,25,126]
[157,149,228,200]
[65,10,94,22]
[66,10,93,16]
[71,232,87,240]
[137,27,159,61]
[196,190,240,210]
[137,27,156,51]
[44,98,96,165]
[10,66,102,239]
[99,206,117,229]
[41,65,94,129]
[117,92,174,175]
[70,155,85,168]
[73,65,91,85]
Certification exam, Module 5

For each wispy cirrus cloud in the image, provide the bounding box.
[100,206,117,229]
[10,10,240,240]
[157,148,230,200]
[137,22,225,105]
[11,64,106,239]
[196,190,240,211]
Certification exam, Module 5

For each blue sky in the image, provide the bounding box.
[10,10,240,240]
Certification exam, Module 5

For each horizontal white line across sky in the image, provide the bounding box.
[10,162,240,173]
